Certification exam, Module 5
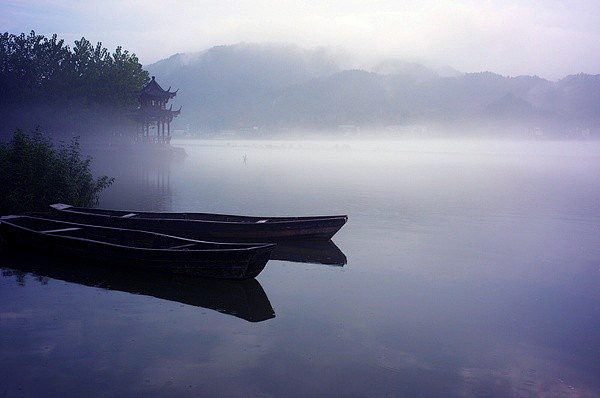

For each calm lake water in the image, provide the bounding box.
[1,139,600,397]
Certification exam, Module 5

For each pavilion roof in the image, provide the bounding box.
[140,76,177,99]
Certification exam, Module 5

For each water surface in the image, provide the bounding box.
[2,139,599,397]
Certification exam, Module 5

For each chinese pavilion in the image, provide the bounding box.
[136,76,181,144]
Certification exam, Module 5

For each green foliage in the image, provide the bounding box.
[0,31,149,134]
[0,129,114,214]
[0,31,149,107]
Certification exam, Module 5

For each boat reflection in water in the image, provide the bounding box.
[271,240,347,266]
[0,251,275,323]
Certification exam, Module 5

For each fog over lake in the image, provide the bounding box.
[3,0,600,395]
[2,137,599,397]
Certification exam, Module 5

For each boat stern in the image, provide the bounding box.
[243,244,276,279]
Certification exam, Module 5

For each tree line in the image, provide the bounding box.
[0,31,149,137]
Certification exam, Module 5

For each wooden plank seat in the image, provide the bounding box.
[41,227,82,234]
[166,243,198,250]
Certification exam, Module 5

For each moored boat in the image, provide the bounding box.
[0,215,274,280]
[50,203,348,242]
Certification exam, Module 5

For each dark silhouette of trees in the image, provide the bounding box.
[0,129,113,214]
[0,31,149,137]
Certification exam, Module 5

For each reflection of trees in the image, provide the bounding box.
[93,150,177,211]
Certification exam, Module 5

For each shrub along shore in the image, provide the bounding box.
[0,129,113,215]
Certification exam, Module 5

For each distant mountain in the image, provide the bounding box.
[146,43,340,130]
[371,60,439,82]
[433,65,463,78]
[482,93,546,120]
[145,43,600,136]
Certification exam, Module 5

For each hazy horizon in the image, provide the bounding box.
[2,0,600,80]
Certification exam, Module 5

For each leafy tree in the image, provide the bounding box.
[0,31,149,136]
[0,129,114,214]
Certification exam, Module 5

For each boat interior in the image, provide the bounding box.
[62,206,346,223]
[3,216,265,250]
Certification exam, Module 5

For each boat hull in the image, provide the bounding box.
[0,216,274,280]
[51,205,348,242]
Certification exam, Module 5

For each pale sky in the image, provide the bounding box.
[2,0,600,79]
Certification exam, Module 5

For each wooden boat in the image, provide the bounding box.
[0,251,275,322]
[50,203,348,242]
[0,215,274,280]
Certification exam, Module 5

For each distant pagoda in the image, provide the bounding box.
[135,76,181,144]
